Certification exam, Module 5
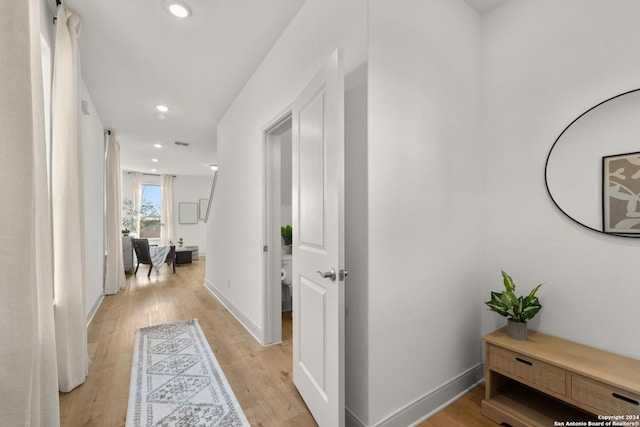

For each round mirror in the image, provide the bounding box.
[545,89,640,236]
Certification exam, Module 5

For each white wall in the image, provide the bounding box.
[206,0,367,338]
[209,0,486,425]
[206,0,369,421]
[481,0,640,359]
[174,175,211,255]
[280,128,292,233]
[367,0,484,425]
[80,82,106,321]
[344,62,369,424]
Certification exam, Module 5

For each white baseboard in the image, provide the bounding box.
[203,279,264,344]
[346,363,485,427]
[346,407,368,427]
[86,294,104,326]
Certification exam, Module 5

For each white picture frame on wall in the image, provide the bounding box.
[179,202,198,224]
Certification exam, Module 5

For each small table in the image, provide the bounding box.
[175,247,196,265]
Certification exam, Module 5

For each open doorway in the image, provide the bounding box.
[263,112,293,345]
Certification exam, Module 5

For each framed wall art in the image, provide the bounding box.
[179,202,198,224]
[603,151,640,234]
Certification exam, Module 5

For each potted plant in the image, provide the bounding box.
[281,225,292,254]
[122,198,139,235]
[485,270,542,340]
[178,238,184,248]
[121,197,160,237]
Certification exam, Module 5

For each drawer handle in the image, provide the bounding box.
[515,357,533,366]
[612,392,639,406]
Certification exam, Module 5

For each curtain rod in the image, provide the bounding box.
[127,171,177,178]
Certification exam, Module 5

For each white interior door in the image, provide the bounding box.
[292,49,345,427]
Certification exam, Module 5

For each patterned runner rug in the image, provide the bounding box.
[125,319,250,427]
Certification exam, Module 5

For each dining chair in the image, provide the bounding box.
[132,238,153,277]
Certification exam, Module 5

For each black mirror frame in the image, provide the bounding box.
[544,88,640,238]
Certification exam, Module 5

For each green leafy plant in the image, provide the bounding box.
[122,197,160,234]
[485,271,542,323]
[122,198,138,234]
[178,238,184,247]
[281,225,292,246]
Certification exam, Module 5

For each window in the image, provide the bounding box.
[139,185,161,238]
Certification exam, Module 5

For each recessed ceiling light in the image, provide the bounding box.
[165,0,191,18]
[210,165,218,171]
[152,158,159,163]
[155,104,169,113]
[151,168,157,172]
[154,143,163,148]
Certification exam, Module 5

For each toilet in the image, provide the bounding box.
[281,254,292,312]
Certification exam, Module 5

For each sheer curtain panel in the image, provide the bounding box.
[0,0,61,424]
[161,174,175,245]
[51,5,88,393]
[105,133,126,294]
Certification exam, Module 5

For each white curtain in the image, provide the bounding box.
[131,171,143,235]
[105,133,126,294]
[161,174,175,245]
[0,0,61,424]
[51,5,88,393]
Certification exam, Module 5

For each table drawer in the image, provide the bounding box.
[490,345,566,395]
[572,375,640,416]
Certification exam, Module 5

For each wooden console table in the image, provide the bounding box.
[482,328,640,427]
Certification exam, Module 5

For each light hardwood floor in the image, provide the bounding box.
[59,257,493,426]
[415,383,497,427]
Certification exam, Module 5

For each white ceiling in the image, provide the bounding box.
[58,0,506,178]
[61,0,308,177]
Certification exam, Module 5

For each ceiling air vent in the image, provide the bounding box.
[174,141,190,147]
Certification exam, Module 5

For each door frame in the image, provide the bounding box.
[262,109,293,346]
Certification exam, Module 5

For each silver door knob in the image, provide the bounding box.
[316,268,336,281]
